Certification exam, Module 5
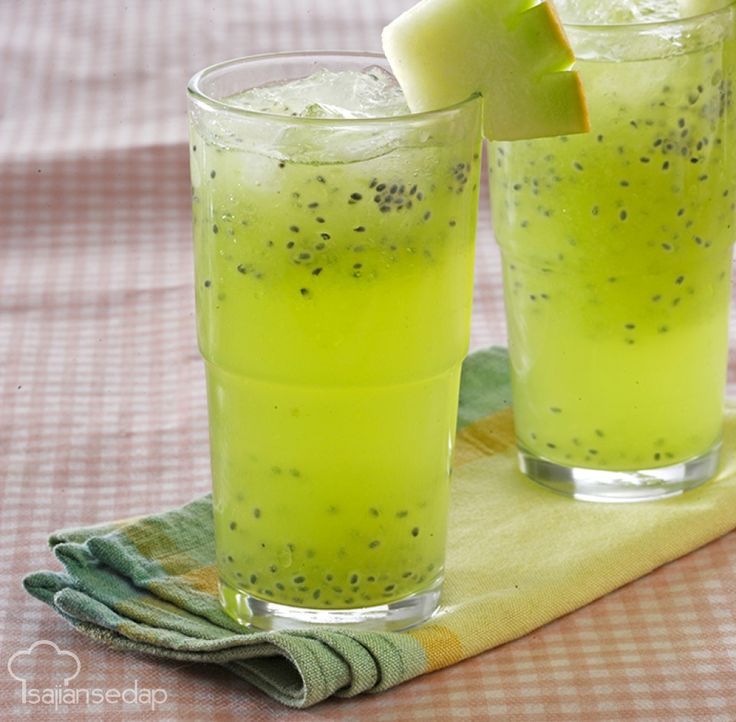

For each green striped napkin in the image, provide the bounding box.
[24,347,736,708]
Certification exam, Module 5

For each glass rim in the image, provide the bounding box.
[561,0,736,31]
[187,50,481,126]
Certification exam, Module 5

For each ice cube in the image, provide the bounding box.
[228,67,410,119]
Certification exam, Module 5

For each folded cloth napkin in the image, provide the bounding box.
[24,347,736,708]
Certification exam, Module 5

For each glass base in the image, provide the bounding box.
[219,576,442,632]
[518,441,721,502]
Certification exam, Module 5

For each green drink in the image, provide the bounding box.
[188,54,481,629]
[490,2,736,500]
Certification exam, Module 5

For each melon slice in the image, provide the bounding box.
[382,0,590,141]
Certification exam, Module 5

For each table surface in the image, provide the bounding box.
[2,1,735,720]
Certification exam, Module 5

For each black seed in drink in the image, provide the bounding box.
[620,210,628,221]
[253,508,261,518]
[286,241,295,249]
[396,510,408,518]
[212,224,219,234]
[316,175,326,184]
[269,565,277,573]
[349,574,359,584]
[384,584,396,593]
[353,226,365,232]
[250,574,257,584]
[278,161,285,168]
[210,170,216,178]
[290,225,300,233]
[275,582,285,591]
[229,521,237,531]
[312,267,323,276]
[625,323,636,330]
[236,264,247,274]
[368,540,380,549]
[298,252,311,261]
[675,275,685,284]
[353,263,362,270]
[300,288,310,297]
[316,216,325,223]
[204,279,211,288]
[411,527,420,537]
[313,589,321,600]
[369,507,379,517]
[350,192,363,201]
[293,575,305,584]
[227,555,234,563]
[308,201,319,208]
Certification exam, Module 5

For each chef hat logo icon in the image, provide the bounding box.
[7,640,81,687]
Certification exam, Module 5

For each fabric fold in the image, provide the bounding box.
[23,347,736,708]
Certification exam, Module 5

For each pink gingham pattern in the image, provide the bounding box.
[1,1,734,720]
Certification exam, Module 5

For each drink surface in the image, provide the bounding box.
[190,68,481,612]
[491,8,736,471]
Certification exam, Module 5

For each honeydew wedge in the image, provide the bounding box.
[382,0,590,140]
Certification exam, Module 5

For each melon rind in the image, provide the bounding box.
[382,0,590,141]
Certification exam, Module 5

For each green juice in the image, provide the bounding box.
[189,70,481,619]
[491,14,735,473]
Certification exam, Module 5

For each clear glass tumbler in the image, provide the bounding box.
[490,4,736,501]
[188,52,482,630]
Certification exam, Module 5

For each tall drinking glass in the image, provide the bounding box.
[490,3,736,501]
[188,53,482,630]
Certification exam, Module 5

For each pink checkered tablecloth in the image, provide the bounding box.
[1,1,735,720]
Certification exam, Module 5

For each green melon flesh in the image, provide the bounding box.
[382,0,590,141]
